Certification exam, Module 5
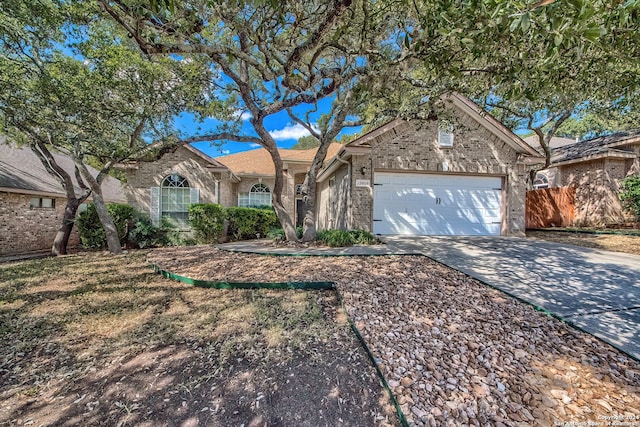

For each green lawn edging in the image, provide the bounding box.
[149,262,409,427]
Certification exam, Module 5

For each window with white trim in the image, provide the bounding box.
[533,172,550,189]
[239,183,271,208]
[161,174,191,227]
[438,122,454,147]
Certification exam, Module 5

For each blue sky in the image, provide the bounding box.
[174,96,362,158]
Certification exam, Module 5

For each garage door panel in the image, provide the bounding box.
[373,173,502,236]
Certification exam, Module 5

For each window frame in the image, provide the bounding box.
[239,183,272,208]
[160,174,191,227]
[438,122,455,147]
[30,197,55,209]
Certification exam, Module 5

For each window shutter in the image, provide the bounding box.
[190,188,199,204]
[150,187,160,225]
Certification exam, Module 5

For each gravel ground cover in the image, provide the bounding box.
[149,246,640,427]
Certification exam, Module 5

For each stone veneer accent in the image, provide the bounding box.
[0,192,80,256]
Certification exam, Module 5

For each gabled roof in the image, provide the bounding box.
[551,130,640,166]
[216,143,343,176]
[0,139,126,203]
[343,94,543,160]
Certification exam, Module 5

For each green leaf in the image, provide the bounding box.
[510,16,521,33]
[521,13,531,32]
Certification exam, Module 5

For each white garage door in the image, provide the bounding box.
[373,173,503,236]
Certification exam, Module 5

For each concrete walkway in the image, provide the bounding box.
[219,236,640,360]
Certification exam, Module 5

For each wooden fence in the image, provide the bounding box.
[526,187,575,229]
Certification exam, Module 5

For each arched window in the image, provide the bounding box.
[533,172,549,189]
[161,174,191,226]
[239,183,272,208]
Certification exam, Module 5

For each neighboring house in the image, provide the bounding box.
[522,135,576,188]
[122,142,342,227]
[0,141,126,257]
[315,94,544,236]
[533,131,640,226]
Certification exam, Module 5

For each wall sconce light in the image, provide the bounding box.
[360,166,367,176]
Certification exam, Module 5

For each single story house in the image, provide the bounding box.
[0,141,126,257]
[122,94,544,236]
[121,143,342,227]
[531,131,640,226]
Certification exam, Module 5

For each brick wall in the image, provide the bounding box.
[0,192,80,256]
[559,158,631,225]
[125,147,221,215]
[341,105,529,235]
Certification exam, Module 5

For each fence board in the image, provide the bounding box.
[526,187,575,228]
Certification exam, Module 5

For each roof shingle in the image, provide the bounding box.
[0,139,126,202]
[216,143,343,176]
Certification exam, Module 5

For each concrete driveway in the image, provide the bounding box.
[383,235,640,360]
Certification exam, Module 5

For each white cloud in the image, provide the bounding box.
[233,109,252,121]
[249,143,261,148]
[219,149,230,154]
[268,123,318,141]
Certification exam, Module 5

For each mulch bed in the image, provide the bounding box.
[149,246,640,427]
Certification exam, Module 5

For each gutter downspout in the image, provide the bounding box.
[335,156,351,229]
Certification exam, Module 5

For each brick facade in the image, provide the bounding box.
[542,140,640,226]
[316,103,533,235]
[124,148,222,215]
[0,191,80,256]
[556,158,633,226]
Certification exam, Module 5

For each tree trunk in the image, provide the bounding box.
[301,178,318,242]
[74,157,123,254]
[92,191,123,254]
[252,121,298,242]
[52,198,81,255]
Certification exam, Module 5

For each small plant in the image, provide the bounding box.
[316,229,356,247]
[349,229,379,245]
[620,175,640,219]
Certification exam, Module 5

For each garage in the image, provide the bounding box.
[373,172,503,236]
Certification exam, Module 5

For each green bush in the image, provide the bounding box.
[226,207,279,241]
[620,175,640,219]
[188,203,226,243]
[349,229,379,245]
[316,229,356,247]
[77,203,135,249]
[127,214,183,248]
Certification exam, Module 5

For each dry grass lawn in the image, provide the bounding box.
[527,230,640,256]
[0,251,396,426]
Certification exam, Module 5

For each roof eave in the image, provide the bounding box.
[447,93,542,158]
[552,151,637,167]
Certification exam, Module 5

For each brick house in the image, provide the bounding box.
[0,142,126,257]
[122,94,543,236]
[315,94,544,236]
[122,143,342,227]
[532,131,640,226]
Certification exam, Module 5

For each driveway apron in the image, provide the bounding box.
[383,236,640,360]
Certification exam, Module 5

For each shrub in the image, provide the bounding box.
[188,203,226,243]
[316,229,356,247]
[620,175,640,219]
[77,203,135,249]
[349,229,379,245]
[127,213,183,248]
[226,207,279,241]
